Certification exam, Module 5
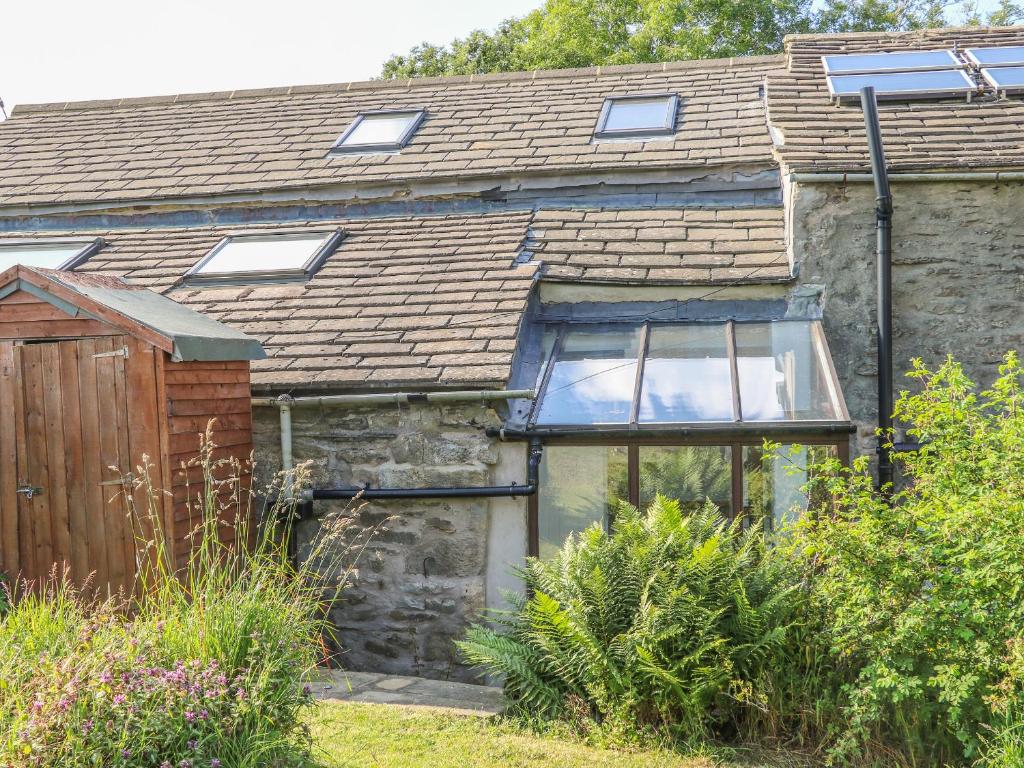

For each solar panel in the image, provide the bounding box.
[966,46,1024,68]
[826,69,976,100]
[980,65,1024,92]
[822,49,961,76]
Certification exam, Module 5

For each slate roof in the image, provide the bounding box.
[530,207,787,283]
[768,26,1024,173]
[0,57,780,209]
[0,205,790,390]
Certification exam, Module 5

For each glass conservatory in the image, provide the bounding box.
[523,319,852,558]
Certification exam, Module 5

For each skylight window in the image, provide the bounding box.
[0,238,103,271]
[594,94,679,139]
[186,230,344,284]
[330,110,425,153]
[822,49,960,75]
[965,46,1024,68]
[530,320,848,428]
[825,69,976,100]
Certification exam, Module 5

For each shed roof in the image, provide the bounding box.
[0,266,266,362]
[0,57,780,210]
[767,25,1024,173]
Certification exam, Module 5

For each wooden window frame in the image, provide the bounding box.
[527,432,849,557]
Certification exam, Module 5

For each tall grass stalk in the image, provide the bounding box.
[0,421,374,768]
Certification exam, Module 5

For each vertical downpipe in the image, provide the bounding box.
[859,86,894,491]
[278,394,295,492]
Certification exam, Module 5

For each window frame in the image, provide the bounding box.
[593,93,679,140]
[0,236,105,271]
[527,432,850,557]
[529,319,851,429]
[183,229,345,286]
[329,109,427,154]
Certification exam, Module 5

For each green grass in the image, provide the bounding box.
[308,701,817,768]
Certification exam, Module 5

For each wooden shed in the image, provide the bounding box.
[0,265,265,594]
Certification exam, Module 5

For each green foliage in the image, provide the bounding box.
[380,0,1024,79]
[0,426,365,767]
[788,353,1024,764]
[458,496,804,745]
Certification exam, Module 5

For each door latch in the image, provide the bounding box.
[16,485,43,500]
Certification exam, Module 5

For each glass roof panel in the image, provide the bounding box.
[535,326,641,425]
[822,49,960,75]
[981,65,1024,91]
[338,111,421,149]
[531,320,847,428]
[638,324,734,422]
[826,69,975,99]
[734,322,838,421]
[194,233,331,277]
[966,46,1024,67]
[602,96,675,134]
[0,243,92,270]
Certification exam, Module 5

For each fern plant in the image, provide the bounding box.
[458,496,803,744]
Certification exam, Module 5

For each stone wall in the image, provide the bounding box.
[788,178,1024,455]
[251,402,528,683]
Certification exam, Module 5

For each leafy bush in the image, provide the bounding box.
[0,426,364,768]
[789,353,1024,765]
[458,497,804,745]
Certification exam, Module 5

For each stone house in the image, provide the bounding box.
[0,25,1022,681]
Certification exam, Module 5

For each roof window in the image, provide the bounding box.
[185,230,344,285]
[0,238,104,271]
[530,320,847,428]
[330,110,425,154]
[594,94,678,139]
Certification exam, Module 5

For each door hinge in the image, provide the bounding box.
[16,485,43,500]
[93,346,129,359]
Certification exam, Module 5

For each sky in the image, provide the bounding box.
[0,0,543,111]
[0,0,1011,113]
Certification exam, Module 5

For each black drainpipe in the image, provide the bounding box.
[301,438,544,501]
[860,86,894,491]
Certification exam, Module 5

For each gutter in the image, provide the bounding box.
[789,170,1024,183]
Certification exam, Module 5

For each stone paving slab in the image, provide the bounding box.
[310,669,504,717]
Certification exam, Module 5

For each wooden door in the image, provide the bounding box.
[0,336,138,595]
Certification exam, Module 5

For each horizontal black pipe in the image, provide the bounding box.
[302,438,543,501]
[487,423,857,440]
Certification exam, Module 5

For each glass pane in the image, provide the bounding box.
[197,234,328,275]
[342,112,418,146]
[538,445,627,560]
[967,46,1024,67]
[0,245,83,270]
[735,322,837,421]
[604,97,673,132]
[982,66,1024,90]
[743,444,838,530]
[638,445,732,516]
[823,49,958,75]
[535,326,641,425]
[827,69,973,98]
[639,324,733,423]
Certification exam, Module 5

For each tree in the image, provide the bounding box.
[380,0,1024,79]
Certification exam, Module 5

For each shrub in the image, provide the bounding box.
[458,497,805,746]
[789,353,1024,765]
[0,425,365,768]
